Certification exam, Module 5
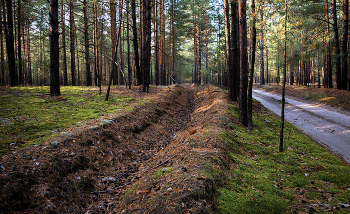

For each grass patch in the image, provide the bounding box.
[153,167,173,180]
[0,86,139,154]
[217,102,350,213]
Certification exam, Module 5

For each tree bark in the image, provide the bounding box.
[3,0,17,86]
[127,0,131,88]
[260,22,264,85]
[62,0,68,86]
[69,0,75,86]
[247,0,256,131]
[141,0,151,92]
[342,0,348,90]
[280,0,288,153]
[239,0,248,127]
[110,0,118,85]
[17,0,22,85]
[49,0,60,96]
[0,4,4,85]
[333,0,340,89]
[131,0,141,85]
[231,0,240,101]
[224,0,234,100]
[83,0,92,86]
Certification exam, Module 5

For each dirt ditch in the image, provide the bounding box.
[0,84,235,213]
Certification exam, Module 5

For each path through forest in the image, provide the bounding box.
[253,88,350,164]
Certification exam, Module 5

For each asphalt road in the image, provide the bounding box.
[252,88,350,164]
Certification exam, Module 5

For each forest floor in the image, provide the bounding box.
[0,84,349,213]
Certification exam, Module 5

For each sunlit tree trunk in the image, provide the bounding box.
[280,0,288,153]
[248,0,256,131]
[260,16,264,85]
[49,0,60,96]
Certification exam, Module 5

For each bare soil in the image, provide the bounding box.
[0,84,234,213]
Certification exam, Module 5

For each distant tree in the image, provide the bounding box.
[49,0,60,96]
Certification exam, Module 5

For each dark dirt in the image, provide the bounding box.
[0,84,235,214]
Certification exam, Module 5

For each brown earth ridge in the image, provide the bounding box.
[0,84,236,213]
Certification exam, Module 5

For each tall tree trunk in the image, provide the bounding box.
[127,0,131,88]
[266,46,269,84]
[110,0,117,85]
[17,0,22,85]
[248,0,256,131]
[141,0,151,92]
[3,0,17,86]
[193,0,197,85]
[69,0,75,86]
[49,0,60,96]
[342,0,348,90]
[131,0,141,85]
[172,0,176,84]
[205,0,208,84]
[62,0,67,86]
[239,0,248,127]
[0,4,4,85]
[83,0,92,86]
[280,0,288,153]
[224,0,233,100]
[333,0,340,89]
[27,20,32,85]
[325,0,332,88]
[154,0,159,85]
[231,0,240,101]
[119,0,124,85]
[260,21,264,85]
[160,0,166,85]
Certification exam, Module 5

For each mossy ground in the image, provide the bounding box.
[216,102,350,213]
[0,86,140,154]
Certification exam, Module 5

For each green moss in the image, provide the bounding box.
[217,101,350,213]
[153,167,173,180]
[0,86,141,154]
